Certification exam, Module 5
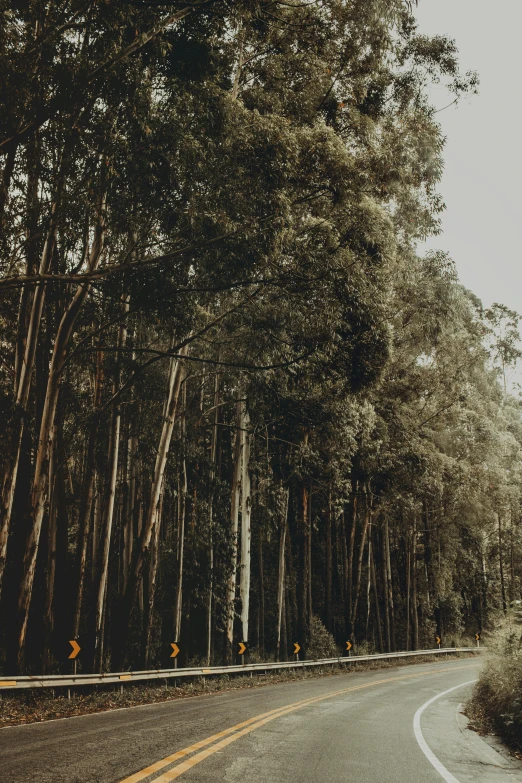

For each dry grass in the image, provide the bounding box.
[0,651,477,728]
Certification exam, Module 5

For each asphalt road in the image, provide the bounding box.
[3,658,522,783]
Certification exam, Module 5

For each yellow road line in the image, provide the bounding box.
[119,662,478,783]
[118,699,322,783]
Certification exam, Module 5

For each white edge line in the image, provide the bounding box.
[413,679,477,783]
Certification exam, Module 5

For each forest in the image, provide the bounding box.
[1,0,521,677]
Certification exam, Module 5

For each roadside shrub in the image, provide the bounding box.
[307,616,340,660]
[469,614,522,753]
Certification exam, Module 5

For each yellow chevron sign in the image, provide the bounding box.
[238,642,247,655]
[68,640,80,659]
[170,642,180,658]
[346,640,353,652]
[293,642,300,655]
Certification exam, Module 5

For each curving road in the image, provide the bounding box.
[2,658,521,783]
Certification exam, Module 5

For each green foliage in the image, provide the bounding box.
[0,0,519,681]
[307,616,340,660]
[470,615,522,753]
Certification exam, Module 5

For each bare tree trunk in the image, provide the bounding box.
[405,530,411,651]
[365,526,371,638]
[42,441,59,672]
[306,482,313,618]
[275,488,289,661]
[116,346,186,667]
[239,403,251,646]
[225,397,242,663]
[144,492,164,667]
[498,513,507,613]
[384,519,396,651]
[174,378,187,644]
[258,525,265,655]
[16,206,105,668]
[411,518,418,650]
[122,351,138,594]
[346,478,358,634]
[370,529,384,653]
[94,394,122,671]
[206,372,220,665]
[298,474,311,655]
[72,350,103,639]
[174,461,187,644]
[339,511,346,622]
[0,195,61,599]
[350,495,371,638]
[381,525,391,653]
[325,487,333,633]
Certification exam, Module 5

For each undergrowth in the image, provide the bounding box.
[467,610,522,755]
[0,651,477,728]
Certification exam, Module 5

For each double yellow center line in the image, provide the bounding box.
[119,663,478,783]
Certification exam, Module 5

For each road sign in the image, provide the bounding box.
[293,643,301,655]
[68,640,80,660]
[475,633,480,641]
[170,642,180,658]
[238,642,247,655]
[346,640,353,652]
[436,635,441,646]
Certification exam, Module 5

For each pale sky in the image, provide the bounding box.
[415,0,522,316]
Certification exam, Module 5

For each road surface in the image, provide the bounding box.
[2,658,521,783]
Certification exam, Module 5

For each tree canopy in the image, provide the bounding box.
[0,0,518,676]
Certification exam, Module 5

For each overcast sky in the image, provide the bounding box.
[414,0,522,315]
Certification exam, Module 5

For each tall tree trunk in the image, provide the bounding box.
[325,487,333,633]
[384,519,396,651]
[42,442,59,671]
[275,488,289,661]
[365,526,371,638]
[350,493,371,637]
[174,461,187,645]
[258,525,265,655]
[306,482,313,618]
[339,511,346,626]
[122,391,138,593]
[405,530,411,651]
[498,513,507,613]
[16,205,105,668]
[206,372,220,665]
[239,402,251,646]
[381,525,391,653]
[116,346,186,667]
[93,394,122,671]
[0,194,62,600]
[370,528,384,653]
[93,304,128,669]
[225,397,242,663]
[411,518,419,650]
[346,478,358,635]
[174,377,187,645]
[298,461,311,656]
[72,350,103,639]
[144,492,164,667]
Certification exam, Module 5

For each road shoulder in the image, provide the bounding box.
[419,681,522,782]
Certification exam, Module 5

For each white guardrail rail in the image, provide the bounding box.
[0,647,483,690]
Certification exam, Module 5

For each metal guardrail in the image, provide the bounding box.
[0,647,483,690]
